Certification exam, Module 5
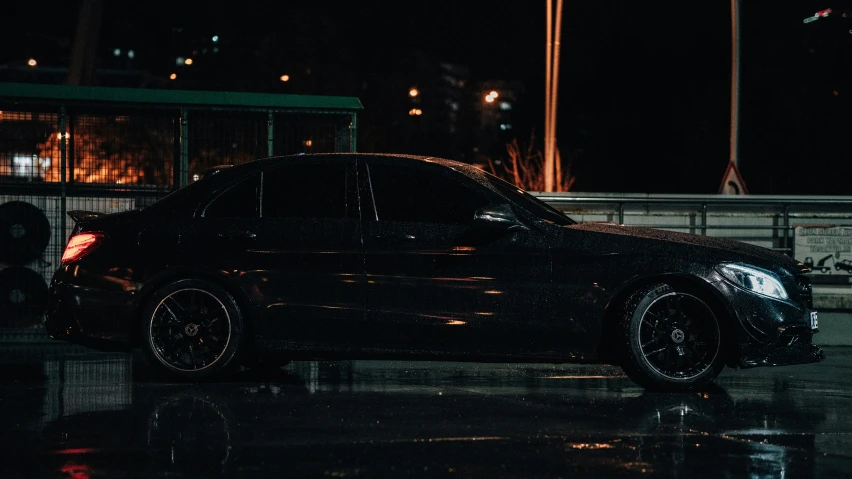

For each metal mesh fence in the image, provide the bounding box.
[70,110,175,189]
[1,94,358,340]
[188,110,269,180]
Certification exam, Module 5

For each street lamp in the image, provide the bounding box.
[27,58,37,67]
[409,88,419,97]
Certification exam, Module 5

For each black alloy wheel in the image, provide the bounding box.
[619,283,725,391]
[141,279,245,380]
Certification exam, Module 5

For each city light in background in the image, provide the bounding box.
[0,1,850,194]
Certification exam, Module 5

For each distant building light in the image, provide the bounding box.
[127,50,135,59]
[305,139,313,147]
[500,124,512,130]
[184,58,193,65]
[176,57,185,66]
[415,109,422,116]
[27,58,37,67]
[169,73,177,80]
[113,48,121,57]
[500,101,512,111]
[485,95,495,103]
[489,90,499,99]
[212,35,219,43]
[192,174,200,182]
[213,47,219,53]
[280,74,290,82]
[450,101,460,111]
[409,88,419,97]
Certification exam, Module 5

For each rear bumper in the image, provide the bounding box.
[44,265,140,350]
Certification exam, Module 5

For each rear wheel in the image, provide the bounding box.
[619,283,725,391]
[140,279,245,380]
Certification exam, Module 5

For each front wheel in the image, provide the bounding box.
[140,279,245,381]
[619,284,725,392]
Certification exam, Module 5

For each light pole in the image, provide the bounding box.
[544,0,564,192]
[730,0,740,168]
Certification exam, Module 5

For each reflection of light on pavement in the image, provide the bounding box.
[43,356,133,423]
[309,361,318,394]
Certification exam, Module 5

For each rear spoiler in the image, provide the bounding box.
[68,210,106,225]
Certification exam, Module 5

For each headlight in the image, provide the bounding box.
[717,263,788,300]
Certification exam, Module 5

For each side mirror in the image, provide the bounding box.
[473,204,529,232]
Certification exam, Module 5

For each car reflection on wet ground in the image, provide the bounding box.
[1,346,851,478]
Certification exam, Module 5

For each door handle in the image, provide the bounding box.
[375,233,416,243]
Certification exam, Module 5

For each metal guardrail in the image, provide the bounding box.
[533,193,852,257]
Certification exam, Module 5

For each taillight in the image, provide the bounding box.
[61,233,104,265]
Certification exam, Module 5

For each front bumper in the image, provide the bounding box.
[44,265,140,350]
[738,327,824,368]
[710,272,823,368]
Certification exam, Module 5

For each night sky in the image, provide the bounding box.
[3,0,851,194]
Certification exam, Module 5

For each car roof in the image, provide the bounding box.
[146,153,494,215]
[201,153,491,186]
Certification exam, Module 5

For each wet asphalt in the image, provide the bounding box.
[1,345,851,478]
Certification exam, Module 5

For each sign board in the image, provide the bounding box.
[718,161,749,195]
[793,225,852,276]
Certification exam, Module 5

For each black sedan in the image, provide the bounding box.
[44,154,823,391]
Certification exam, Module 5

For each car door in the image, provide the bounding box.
[200,158,365,348]
[360,158,553,355]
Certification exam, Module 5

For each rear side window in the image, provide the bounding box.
[262,163,347,219]
[367,163,489,224]
[205,175,260,217]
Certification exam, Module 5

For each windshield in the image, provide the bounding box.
[485,174,575,226]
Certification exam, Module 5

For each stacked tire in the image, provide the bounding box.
[0,201,51,329]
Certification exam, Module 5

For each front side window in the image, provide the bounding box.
[204,175,259,218]
[486,174,575,226]
[262,162,347,219]
[367,163,490,224]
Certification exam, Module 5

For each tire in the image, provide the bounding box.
[618,283,725,392]
[0,201,51,264]
[140,279,245,381]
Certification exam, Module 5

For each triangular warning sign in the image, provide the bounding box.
[718,161,749,195]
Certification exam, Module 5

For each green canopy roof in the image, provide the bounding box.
[0,82,362,111]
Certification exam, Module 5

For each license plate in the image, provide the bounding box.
[809,311,819,330]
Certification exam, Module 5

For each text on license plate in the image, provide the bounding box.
[810,311,819,330]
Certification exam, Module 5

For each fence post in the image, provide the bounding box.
[701,203,708,236]
[179,108,189,188]
[59,106,67,242]
[267,112,274,157]
[350,112,357,153]
[783,204,790,255]
[618,203,624,225]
